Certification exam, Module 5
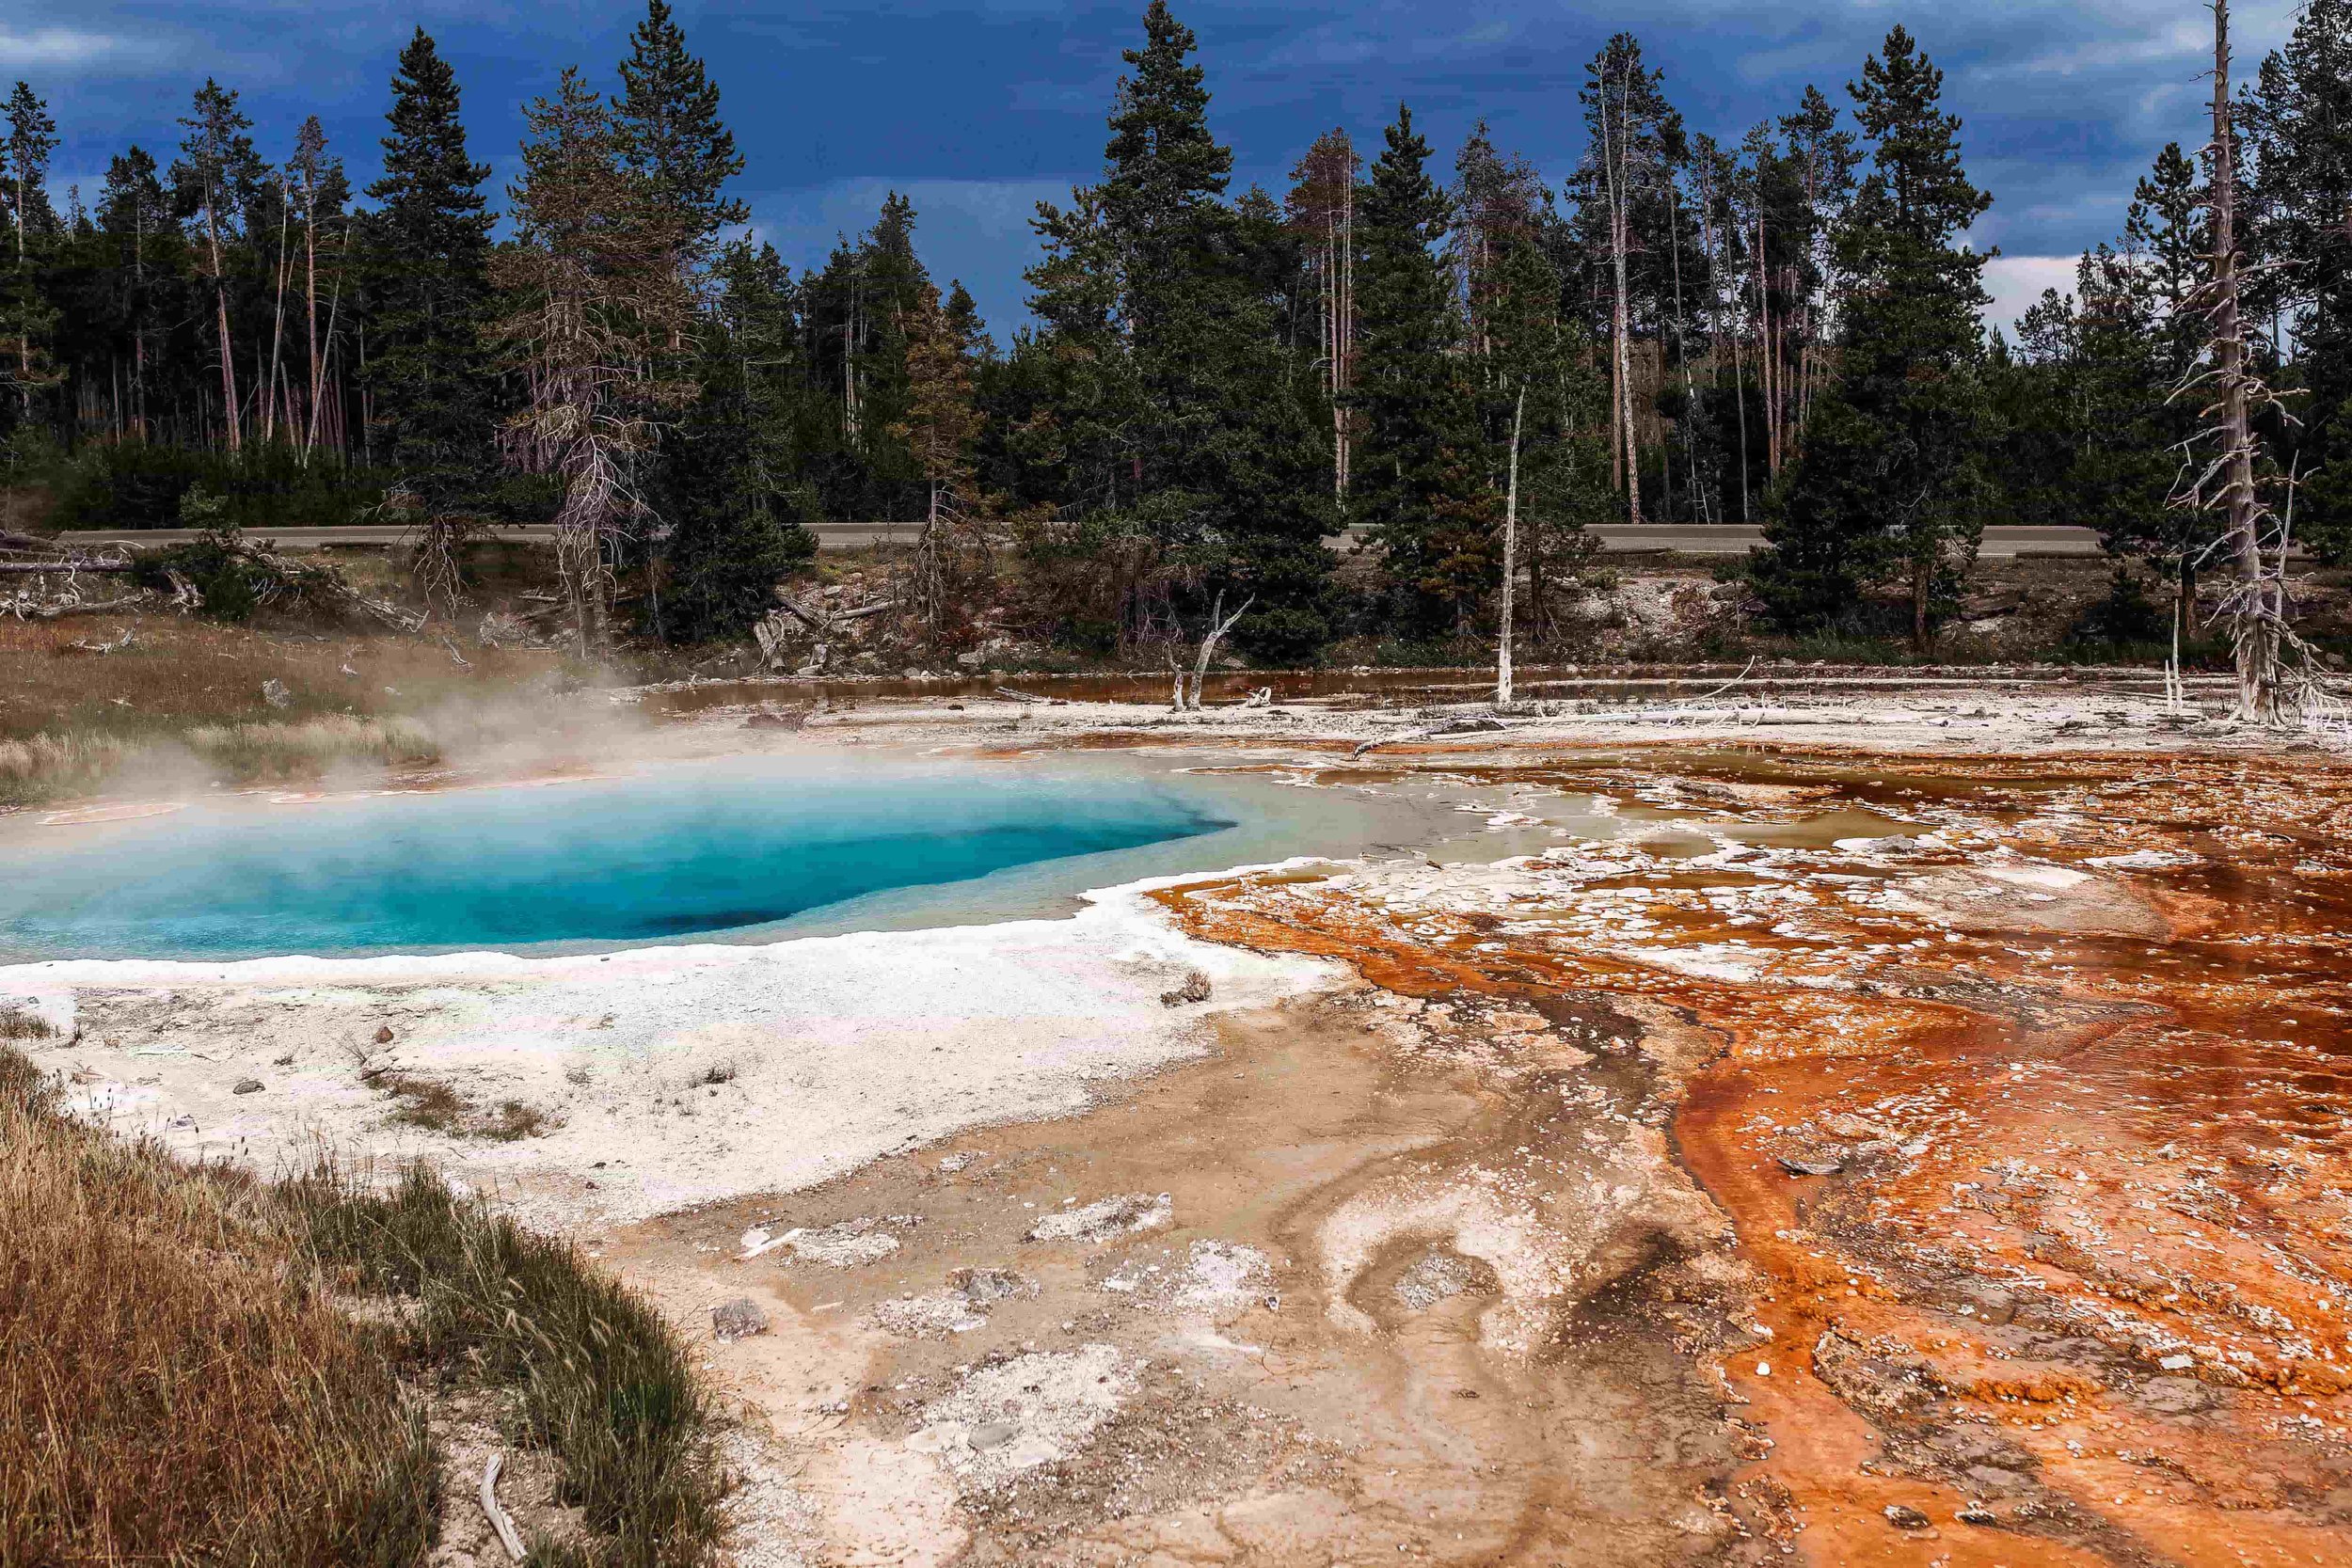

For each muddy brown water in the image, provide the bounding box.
[610,751,2352,1567]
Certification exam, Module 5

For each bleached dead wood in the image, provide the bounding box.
[479,1453,526,1563]
[0,561,135,574]
[1178,592,1253,711]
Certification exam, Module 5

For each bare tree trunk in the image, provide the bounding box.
[204,188,243,453]
[1184,592,1253,710]
[302,173,321,462]
[263,196,293,446]
[2207,0,2278,722]
[1756,214,1778,476]
[308,217,352,458]
[1497,385,1525,708]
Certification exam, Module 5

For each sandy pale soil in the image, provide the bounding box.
[8,685,2352,1566]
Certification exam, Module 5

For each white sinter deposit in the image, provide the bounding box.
[0,871,1343,1228]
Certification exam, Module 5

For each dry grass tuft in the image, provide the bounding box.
[378,1072,550,1143]
[0,1050,437,1565]
[0,731,136,805]
[184,714,444,779]
[0,1006,56,1041]
[0,1047,724,1566]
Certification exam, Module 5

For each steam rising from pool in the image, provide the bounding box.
[3,756,1240,961]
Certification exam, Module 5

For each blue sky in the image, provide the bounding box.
[10,0,2304,338]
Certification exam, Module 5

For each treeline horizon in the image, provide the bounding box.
[2,0,2349,662]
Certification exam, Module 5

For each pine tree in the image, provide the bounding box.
[95,148,180,438]
[614,0,746,264]
[497,68,700,650]
[1350,103,1485,637]
[890,280,990,651]
[1287,129,1360,497]
[170,80,262,451]
[1079,0,1332,658]
[1574,37,1681,520]
[366,29,498,559]
[658,239,817,643]
[0,81,59,422]
[1754,26,1995,647]
[2245,0,2352,561]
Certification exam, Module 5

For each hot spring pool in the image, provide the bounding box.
[0,752,1479,963]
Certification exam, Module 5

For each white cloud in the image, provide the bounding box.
[0,26,173,71]
[1980,254,2080,337]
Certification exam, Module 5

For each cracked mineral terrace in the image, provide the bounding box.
[8,687,2351,1567]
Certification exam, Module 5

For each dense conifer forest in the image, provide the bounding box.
[7,0,2352,673]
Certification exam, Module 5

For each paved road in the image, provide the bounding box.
[49,522,2106,558]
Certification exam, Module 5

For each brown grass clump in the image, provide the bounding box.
[0,1006,55,1040]
[0,1044,725,1565]
[0,1050,437,1565]
[377,1072,550,1143]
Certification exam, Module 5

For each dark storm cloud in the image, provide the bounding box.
[20,0,2299,333]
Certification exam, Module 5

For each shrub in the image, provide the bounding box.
[51,439,385,531]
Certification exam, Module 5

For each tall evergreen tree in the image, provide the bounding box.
[658,239,818,643]
[367,29,498,527]
[1084,0,1331,657]
[171,80,262,451]
[614,0,746,266]
[0,81,59,421]
[1754,26,1994,646]
[1350,104,1485,636]
[2246,0,2352,560]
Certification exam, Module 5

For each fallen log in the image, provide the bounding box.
[771,594,830,632]
[0,560,136,574]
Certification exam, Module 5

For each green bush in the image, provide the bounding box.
[51,440,385,531]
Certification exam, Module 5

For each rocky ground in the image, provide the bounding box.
[8,687,2351,1567]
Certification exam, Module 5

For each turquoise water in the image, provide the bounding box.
[0,757,1234,961]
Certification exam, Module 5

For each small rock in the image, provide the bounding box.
[1777,1155,1844,1178]
[1159,970,1213,1007]
[373,1024,395,1044]
[1883,1504,1931,1530]
[1964,1465,2028,1494]
[2137,1375,2215,1416]
[231,1077,264,1095]
[967,1420,1020,1451]
[261,678,292,709]
[711,1297,771,1341]
[1956,1502,1997,1526]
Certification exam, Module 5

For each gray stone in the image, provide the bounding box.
[1964,1465,2028,1494]
[1883,1504,1931,1529]
[231,1078,264,1095]
[967,1420,1020,1451]
[711,1297,771,1341]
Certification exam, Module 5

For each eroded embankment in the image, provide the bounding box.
[1137,753,2352,1567]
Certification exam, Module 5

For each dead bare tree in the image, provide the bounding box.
[494,71,697,655]
[1287,131,1361,499]
[2170,0,2330,725]
[1496,384,1526,709]
[1173,592,1253,711]
[889,282,989,657]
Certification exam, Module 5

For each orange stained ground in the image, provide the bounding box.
[1152,752,2352,1568]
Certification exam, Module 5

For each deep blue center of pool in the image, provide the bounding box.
[3,760,1232,960]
